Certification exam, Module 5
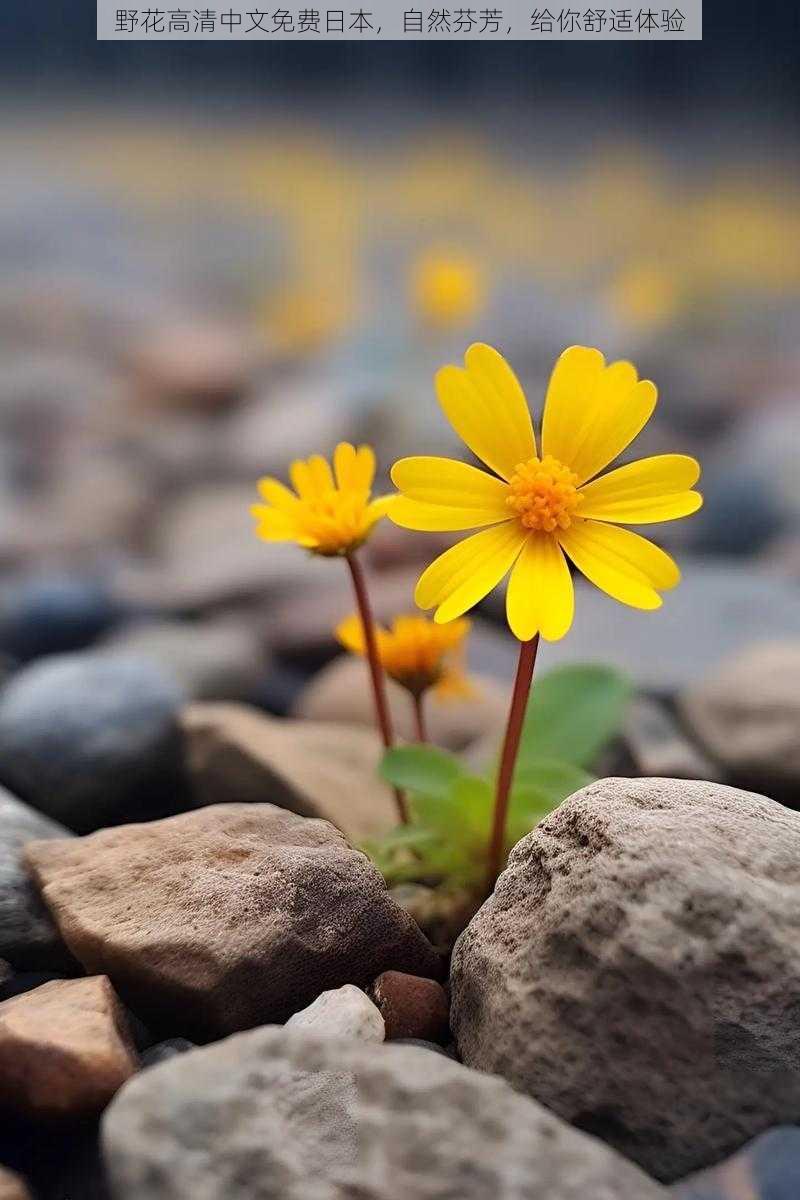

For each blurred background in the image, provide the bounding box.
[0,0,798,761]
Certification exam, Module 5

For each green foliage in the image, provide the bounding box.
[366,662,631,893]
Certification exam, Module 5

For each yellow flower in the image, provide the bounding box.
[251,442,393,557]
[411,250,484,329]
[336,613,473,698]
[390,344,703,642]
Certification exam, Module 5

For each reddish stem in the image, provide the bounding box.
[412,692,429,744]
[485,635,540,895]
[345,551,409,824]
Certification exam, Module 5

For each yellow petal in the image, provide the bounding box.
[392,456,510,509]
[352,444,376,492]
[391,496,510,532]
[307,454,335,494]
[256,477,299,511]
[415,522,527,622]
[542,348,657,483]
[250,506,296,542]
[335,613,367,654]
[559,519,680,610]
[435,343,536,481]
[333,442,358,491]
[579,455,703,523]
[506,535,575,642]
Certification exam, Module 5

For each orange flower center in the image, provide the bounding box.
[506,455,582,533]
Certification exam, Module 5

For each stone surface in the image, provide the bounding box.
[140,1039,196,1069]
[451,777,800,1182]
[680,641,800,793]
[0,654,187,832]
[130,320,253,412]
[295,655,508,751]
[672,1125,800,1198]
[0,787,75,971]
[370,971,449,1043]
[285,984,385,1042]
[102,1028,667,1200]
[0,1167,31,1200]
[100,618,267,703]
[0,575,121,664]
[181,704,397,840]
[0,975,138,1119]
[621,696,722,781]
[26,804,440,1039]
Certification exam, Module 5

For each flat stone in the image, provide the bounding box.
[181,703,397,840]
[0,787,75,971]
[451,778,800,1182]
[26,804,440,1039]
[370,971,449,1043]
[0,654,187,832]
[285,984,384,1042]
[0,975,138,1119]
[680,640,800,793]
[102,1028,667,1200]
[294,655,508,751]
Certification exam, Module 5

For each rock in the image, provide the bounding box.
[484,563,800,694]
[295,656,508,752]
[0,976,138,1119]
[181,704,397,840]
[99,618,267,703]
[391,1037,452,1058]
[621,696,722,781]
[680,641,800,794]
[370,970,449,1043]
[0,971,66,1003]
[140,1039,196,1069]
[26,804,440,1039]
[450,777,800,1182]
[672,1125,800,1198]
[0,958,9,985]
[102,1028,666,1200]
[0,654,187,832]
[0,1167,30,1200]
[0,575,121,664]
[0,787,75,970]
[130,321,253,413]
[285,984,384,1042]
[690,471,787,557]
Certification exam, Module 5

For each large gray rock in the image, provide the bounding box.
[450,778,800,1182]
[0,654,187,832]
[0,787,74,970]
[102,1029,666,1200]
[680,640,800,794]
[26,804,440,1039]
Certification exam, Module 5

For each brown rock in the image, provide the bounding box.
[0,976,138,1120]
[181,704,397,840]
[26,804,440,1040]
[131,321,254,412]
[0,1166,31,1200]
[450,778,800,1182]
[294,655,508,751]
[371,970,449,1043]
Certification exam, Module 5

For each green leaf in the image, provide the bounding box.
[517,664,633,769]
[379,745,464,800]
[513,757,593,805]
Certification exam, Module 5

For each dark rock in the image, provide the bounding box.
[102,1029,667,1200]
[370,970,449,1043]
[672,1125,800,1198]
[0,654,187,832]
[0,787,75,970]
[0,972,67,1003]
[451,778,800,1182]
[0,575,121,664]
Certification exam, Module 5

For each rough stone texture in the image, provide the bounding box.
[0,1167,31,1200]
[680,641,800,792]
[0,975,138,1119]
[181,704,398,840]
[100,618,267,703]
[450,778,800,1183]
[671,1125,800,1198]
[295,655,508,751]
[370,971,449,1043]
[102,1028,667,1200]
[0,787,75,971]
[285,985,384,1042]
[0,654,187,832]
[26,804,440,1039]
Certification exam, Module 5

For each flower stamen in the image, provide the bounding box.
[506,455,582,533]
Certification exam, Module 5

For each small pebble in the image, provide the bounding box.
[285,984,385,1043]
[371,970,449,1044]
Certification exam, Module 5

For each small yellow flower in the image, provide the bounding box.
[336,613,473,699]
[251,442,393,557]
[390,344,703,642]
[411,250,484,329]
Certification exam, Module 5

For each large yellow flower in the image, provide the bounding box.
[251,442,393,556]
[390,344,702,642]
